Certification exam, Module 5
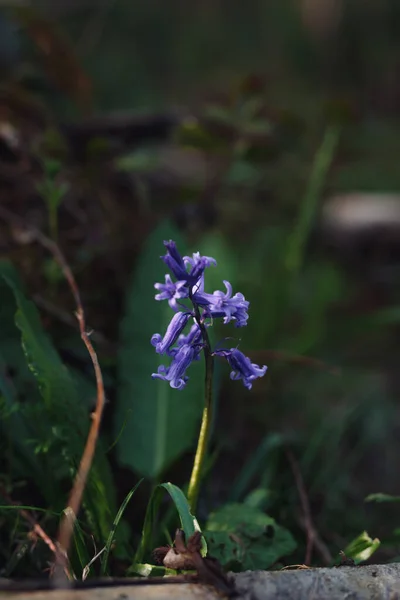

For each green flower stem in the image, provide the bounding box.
[285,124,340,274]
[187,301,214,513]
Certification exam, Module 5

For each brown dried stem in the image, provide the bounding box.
[0,483,66,571]
[286,449,332,566]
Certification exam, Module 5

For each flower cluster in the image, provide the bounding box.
[151,240,267,390]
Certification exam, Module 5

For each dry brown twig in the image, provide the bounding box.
[0,483,63,566]
[33,293,117,355]
[286,449,332,566]
[0,206,106,577]
[154,530,236,597]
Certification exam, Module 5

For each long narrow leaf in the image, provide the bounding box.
[286,125,340,273]
[101,479,143,575]
[71,519,91,576]
[0,261,118,543]
[115,221,204,479]
[134,482,206,565]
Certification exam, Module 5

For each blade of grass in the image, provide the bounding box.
[0,505,60,516]
[101,479,143,576]
[286,124,340,273]
[0,483,61,565]
[366,493,400,503]
[2,541,30,577]
[72,519,91,576]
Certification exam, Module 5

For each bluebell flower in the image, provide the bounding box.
[151,239,267,391]
[184,251,217,271]
[151,311,191,355]
[176,322,203,349]
[154,274,188,310]
[194,281,249,327]
[168,325,204,364]
[161,241,217,289]
[183,252,217,285]
[162,240,188,282]
[214,348,267,389]
[152,344,198,390]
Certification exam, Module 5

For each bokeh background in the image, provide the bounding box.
[2,0,400,576]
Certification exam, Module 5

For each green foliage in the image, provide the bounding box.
[128,563,177,577]
[71,518,92,576]
[286,125,340,273]
[101,480,144,575]
[131,483,207,572]
[115,148,161,173]
[205,503,296,571]
[366,494,400,503]
[36,158,69,241]
[230,433,292,502]
[3,0,400,577]
[134,482,206,567]
[243,488,272,511]
[235,223,345,357]
[0,261,119,549]
[2,261,78,411]
[0,272,51,495]
[115,220,204,480]
[342,531,380,564]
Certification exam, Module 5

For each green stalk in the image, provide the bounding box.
[187,300,214,513]
[286,124,340,274]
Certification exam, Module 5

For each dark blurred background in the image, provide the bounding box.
[2,0,400,575]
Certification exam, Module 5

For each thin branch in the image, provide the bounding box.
[33,293,116,354]
[0,206,107,575]
[0,484,65,571]
[286,449,332,566]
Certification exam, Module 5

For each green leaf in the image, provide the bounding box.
[134,482,206,565]
[236,226,290,347]
[286,124,340,273]
[128,564,176,577]
[101,479,143,575]
[0,261,118,543]
[160,483,203,546]
[115,148,161,173]
[365,493,400,503]
[0,504,60,515]
[342,531,380,564]
[243,488,271,510]
[115,220,204,479]
[1,261,77,410]
[71,519,92,576]
[0,272,49,491]
[205,503,296,571]
[225,160,263,186]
